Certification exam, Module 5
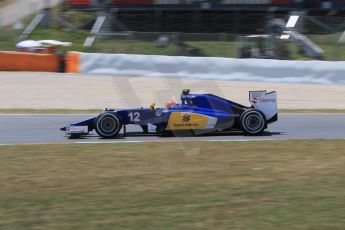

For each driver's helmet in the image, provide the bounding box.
[165,100,177,109]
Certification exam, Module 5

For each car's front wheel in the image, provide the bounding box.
[95,112,122,138]
[240,109,267,135]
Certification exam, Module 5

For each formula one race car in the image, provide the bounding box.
[61,89,278,138]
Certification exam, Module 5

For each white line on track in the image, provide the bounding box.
[208,139,277,142]
[0,139,276,146]
[0,114,96,116]
[75,141,144,144]
[0,138,344,146]
[1,113,343,116]
[74,139,281,144]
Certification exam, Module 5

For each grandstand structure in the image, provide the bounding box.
[66,0,344,10]
[64,0,345,33]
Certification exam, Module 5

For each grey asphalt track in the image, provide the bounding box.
[0,114,344,145]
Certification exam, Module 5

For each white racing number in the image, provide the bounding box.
[128,112,141,122]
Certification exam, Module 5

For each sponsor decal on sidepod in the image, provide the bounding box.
[167,112,210,130]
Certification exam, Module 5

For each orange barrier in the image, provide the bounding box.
[0,52,60,72]
[65,52,80,73]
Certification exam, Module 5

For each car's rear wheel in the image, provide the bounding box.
[95,112,122,138]
[240,109,266,135]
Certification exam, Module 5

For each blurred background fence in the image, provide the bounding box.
[0,0,345,60]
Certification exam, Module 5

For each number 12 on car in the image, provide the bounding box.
[128,112,141,122]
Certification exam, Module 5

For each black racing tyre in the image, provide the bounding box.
[240,109,267,135]
[94,112,122,138]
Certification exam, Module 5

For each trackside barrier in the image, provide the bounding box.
[0,52,60,72]
[66,52,80,73]
[66,51,345,84]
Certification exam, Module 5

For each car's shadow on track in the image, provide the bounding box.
[261,131,286,136]
[67,131,286,140]
[191,131,285,137]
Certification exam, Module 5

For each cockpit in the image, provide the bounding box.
[180,89,234,112]
[181,88,195,106]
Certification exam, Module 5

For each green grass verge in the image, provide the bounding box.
[0,140,345,229]
[0,108,344,114]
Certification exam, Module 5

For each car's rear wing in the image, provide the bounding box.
[249,91,277,120]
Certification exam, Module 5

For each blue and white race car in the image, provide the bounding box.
[61,89,278,138]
